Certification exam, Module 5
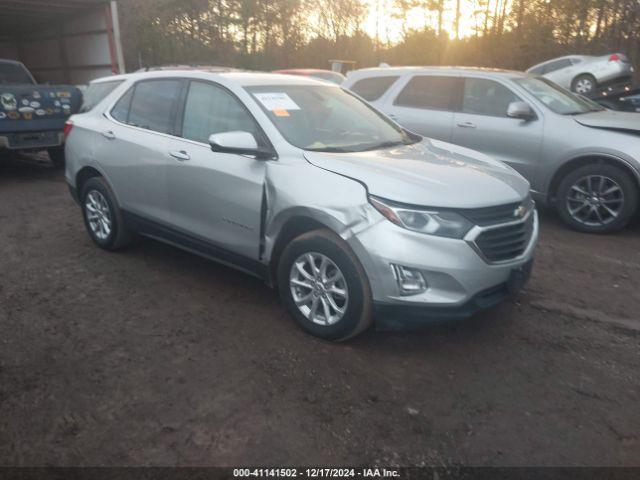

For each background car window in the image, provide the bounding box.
[0,62,34,85]
[514,77,600,115]
[81,80,123,112]
[462,78,521,117]
[110,87,133,123]
[182,81,259,143]
[127,79,182,134]
[350,76,399,101]
[543,58,572,73]
[528,65,545,75]
[394,76,457,110]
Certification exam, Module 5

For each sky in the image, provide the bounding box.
[363,0,497,43]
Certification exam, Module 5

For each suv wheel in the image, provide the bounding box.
[48,147,65,168]
[557,164,638,233]
[277,229,373,341]
[571,74,596,94]
[81,177,132,250]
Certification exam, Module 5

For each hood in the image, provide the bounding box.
[304,139,529,209]
[574,110,640,134]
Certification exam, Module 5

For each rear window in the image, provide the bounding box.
[80,80,123,112]
[349,76,399,101]
[394,75,459,111]
[0,62,34,85]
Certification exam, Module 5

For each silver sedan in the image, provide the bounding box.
[526,54,634,94]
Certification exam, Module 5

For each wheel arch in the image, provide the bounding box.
[266,214,336,287]
[548,153,640,203]
[75,166,103,195]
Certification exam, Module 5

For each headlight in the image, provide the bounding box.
[369,196,473,239]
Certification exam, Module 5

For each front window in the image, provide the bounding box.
[245,85,418,152]
[462,78,522,117]
[514,77,603,115]
[182,81,260,143]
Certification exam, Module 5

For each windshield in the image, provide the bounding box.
[0,62,34,85]
[514,76,603,115]
[245,84,418,152]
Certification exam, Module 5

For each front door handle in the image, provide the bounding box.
[456,121,477,129]
[101,130,115,140]
[169,150,190,161]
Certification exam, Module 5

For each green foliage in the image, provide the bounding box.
[118,0,640,72]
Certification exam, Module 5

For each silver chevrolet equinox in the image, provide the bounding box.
[65,70,538,341]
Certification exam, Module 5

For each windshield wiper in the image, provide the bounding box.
[304,146,356,153]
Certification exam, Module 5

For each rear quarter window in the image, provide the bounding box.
[349,76,400,101]
[80,80,123,112]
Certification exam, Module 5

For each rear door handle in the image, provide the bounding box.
[456,121,477,129]
[101,130,115,140]
[169,150,190,161]
[388,113,398,120]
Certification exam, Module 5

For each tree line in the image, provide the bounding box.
[118,0,640,74]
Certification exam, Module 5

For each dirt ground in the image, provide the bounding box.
[0,153,639,467]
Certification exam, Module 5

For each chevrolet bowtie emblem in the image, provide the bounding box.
[514,205,527,218]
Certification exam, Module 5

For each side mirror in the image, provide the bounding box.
[507,101,536,120]
[208,131,273,159]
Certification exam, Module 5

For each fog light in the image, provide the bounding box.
[391,264,427,296]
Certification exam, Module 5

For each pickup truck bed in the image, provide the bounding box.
[0,59,81,166]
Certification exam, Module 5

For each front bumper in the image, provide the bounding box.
[374,259,533,329]
[347,208,538,323]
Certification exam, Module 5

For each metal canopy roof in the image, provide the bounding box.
[0,0,106,38]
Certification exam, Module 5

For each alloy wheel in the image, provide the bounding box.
[566,175,624,227]
[85,190,112,240]
[289,252,349,326]
[574,78,594,94]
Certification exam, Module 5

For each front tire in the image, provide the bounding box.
[571,74,597,94]
[277,229,373,341]
[556,164,638,233]
[81,177,132,250]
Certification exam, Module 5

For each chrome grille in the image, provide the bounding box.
[474,212,535,262]
[462,195,534,226]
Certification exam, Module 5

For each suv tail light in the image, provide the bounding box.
[609,54,620,62]
[63,120,73,139]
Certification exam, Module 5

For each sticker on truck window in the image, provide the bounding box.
[253,92,300,112]
[1,93,17,110]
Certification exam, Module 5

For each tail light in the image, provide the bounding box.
[63,120,73,139]
[609,53,621,62]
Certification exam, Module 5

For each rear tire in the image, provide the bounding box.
[277,229,373,341]
[48,147,65,168]
[556,164,638,234]
[571,74,597,94]
[81,177,133,250]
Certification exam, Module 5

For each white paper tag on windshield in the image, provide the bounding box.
[253,92,301,111]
